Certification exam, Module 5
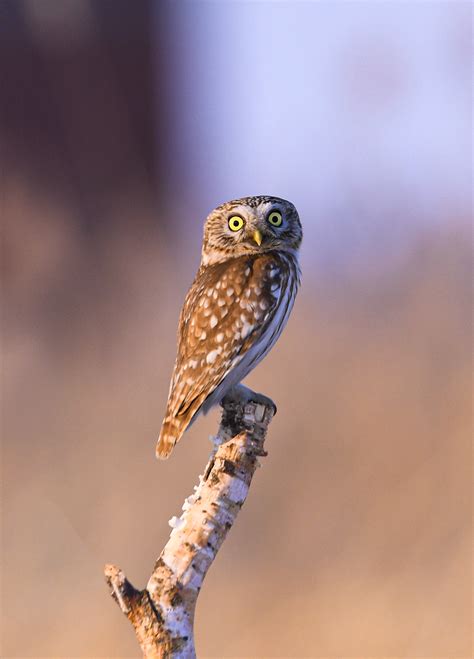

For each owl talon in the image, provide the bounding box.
[250,395,277,416]
[222,384,277,416]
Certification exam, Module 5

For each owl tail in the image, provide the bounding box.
[156,394,207,459]
[156,412,196,459]
[156,416,180,459]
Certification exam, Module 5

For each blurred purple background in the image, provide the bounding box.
[1,1,472,657]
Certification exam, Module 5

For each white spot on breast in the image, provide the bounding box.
[216,333,224,343]
[203,298,210,308]
[241,319,253,339]
[212,290,218,300]
[260,299,269,310]
[226,287,234,297]
[217,298,226,307]
[199,331,207,340]
[210,315,218,328]
[186,377,194,386]
[244,267,250,276]
[206,348,221,364]
[207,288,213,297]
[189,359,198,368]
[254,286,261,295]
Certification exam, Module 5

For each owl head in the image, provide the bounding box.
[201,195,302,266]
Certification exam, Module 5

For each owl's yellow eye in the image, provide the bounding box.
[267,211,283,227]
[228,215,245,232]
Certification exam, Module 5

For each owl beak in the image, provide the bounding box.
[252,229,263,246]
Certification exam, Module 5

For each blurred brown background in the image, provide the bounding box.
[1,1,472,657]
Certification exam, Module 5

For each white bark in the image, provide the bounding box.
[105,395,274,658]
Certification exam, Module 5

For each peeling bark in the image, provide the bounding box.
[105,396,274,658]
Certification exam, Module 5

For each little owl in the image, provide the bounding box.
[157,195,302,459]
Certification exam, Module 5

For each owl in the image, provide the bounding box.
[156,195,302,459]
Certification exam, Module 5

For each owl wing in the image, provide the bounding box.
[173,253,287,413]
[157,252,297,458]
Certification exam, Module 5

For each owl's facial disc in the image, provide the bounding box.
[201,195,302,266]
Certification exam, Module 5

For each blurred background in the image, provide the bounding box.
[1,1,472,657]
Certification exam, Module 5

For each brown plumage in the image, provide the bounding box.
[156,195,302,459]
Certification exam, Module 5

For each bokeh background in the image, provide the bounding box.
[1,1,472,657]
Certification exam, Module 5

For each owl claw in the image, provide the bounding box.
[222,384,277,416]
[247,393,277,416]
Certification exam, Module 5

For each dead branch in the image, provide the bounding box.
[105,395,275,658]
